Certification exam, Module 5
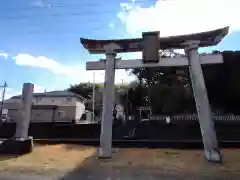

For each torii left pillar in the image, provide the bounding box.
[98,43,118,158]
[15,83,34,140]
[0,83,34,155]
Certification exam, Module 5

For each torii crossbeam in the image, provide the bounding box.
[86,54,223,70]
[80,26,229,163]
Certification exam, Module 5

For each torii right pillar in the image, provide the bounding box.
[185,40,222,163]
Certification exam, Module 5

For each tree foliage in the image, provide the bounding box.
[126,51,240,115]
[68,51,240,115]
[204,51,240,114]
[67,83,101,99]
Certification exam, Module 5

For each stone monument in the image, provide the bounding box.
[0,83,34,155]
[80,27,229,163]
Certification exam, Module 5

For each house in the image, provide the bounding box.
[2,91,97,124]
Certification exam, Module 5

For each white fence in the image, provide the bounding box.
[129,114,240,121]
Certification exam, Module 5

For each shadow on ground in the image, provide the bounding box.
[63,144,95,151]
[0,155,20,162]
[59,148,240,180]
[0,140,24,162]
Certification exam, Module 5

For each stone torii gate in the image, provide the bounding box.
[80,26,229,163]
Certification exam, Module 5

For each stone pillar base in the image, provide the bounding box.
[97,148,111,159]
[204,149,222,163]
[97,148,118,159]
[0,137,34,155]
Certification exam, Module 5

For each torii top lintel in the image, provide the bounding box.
[80,26,229,54]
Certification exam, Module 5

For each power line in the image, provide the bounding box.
[0,11,114,20]
[0,0,156,36]
[0,25,114,37]
[0,19,110,36]
[0,31,107,36]
[0,0,158,21]
[0,0,156,12]
[0,11,119,36]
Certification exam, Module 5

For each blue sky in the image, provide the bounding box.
[0,0,239,98]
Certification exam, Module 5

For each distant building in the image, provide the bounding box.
[2,91,98,124]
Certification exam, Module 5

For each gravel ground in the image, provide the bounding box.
[59,167,240,180]
[0,167,239,180]
[0,144,239,180]
[0,171,58,180]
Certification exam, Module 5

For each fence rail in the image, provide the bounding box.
[127,114,240,121]
[149,115,240,121]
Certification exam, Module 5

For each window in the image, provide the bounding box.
[65,96,72,104]
[141,110,150,119]
[57,111,66,118]
[139,107,151,121]
[81,113,86,120]
[36,97,42,103]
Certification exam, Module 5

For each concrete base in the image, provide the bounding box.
[0,137,34,155]
[204,149,222,163]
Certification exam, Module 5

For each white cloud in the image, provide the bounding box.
[0,52,8,59]
[108,22,115,29]
[117,0,240,37]
[33,84,46,93]
[3,84,57,100]
[13,53,135,84]
[4,88,20,100]
[31,0,51,8]
[14,53,78,76]
[33,84,56,93]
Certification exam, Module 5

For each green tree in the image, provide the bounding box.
[204,51,240,114]
[67,83,100,99]
[128,51,240,115]
[69,51,240,116]
[129,66,193,114]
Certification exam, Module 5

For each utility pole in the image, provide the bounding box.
[0,81,7,119]
[93,72,104,123]
[121,79,129,121]
[92,72,95,123]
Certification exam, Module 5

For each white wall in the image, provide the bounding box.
[4,96,86,123]
[33,96,78,106]
[53,106,76,122]
[75,101,85,122]
[7,109,20,122]
[31,109,54,122]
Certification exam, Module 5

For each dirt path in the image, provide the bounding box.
[0,145,239,179]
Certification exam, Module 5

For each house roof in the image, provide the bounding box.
[10,90,87,102]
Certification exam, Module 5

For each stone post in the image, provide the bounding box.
[185,41,222,163]
[15,83,34,140]
[99,44,116,158]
